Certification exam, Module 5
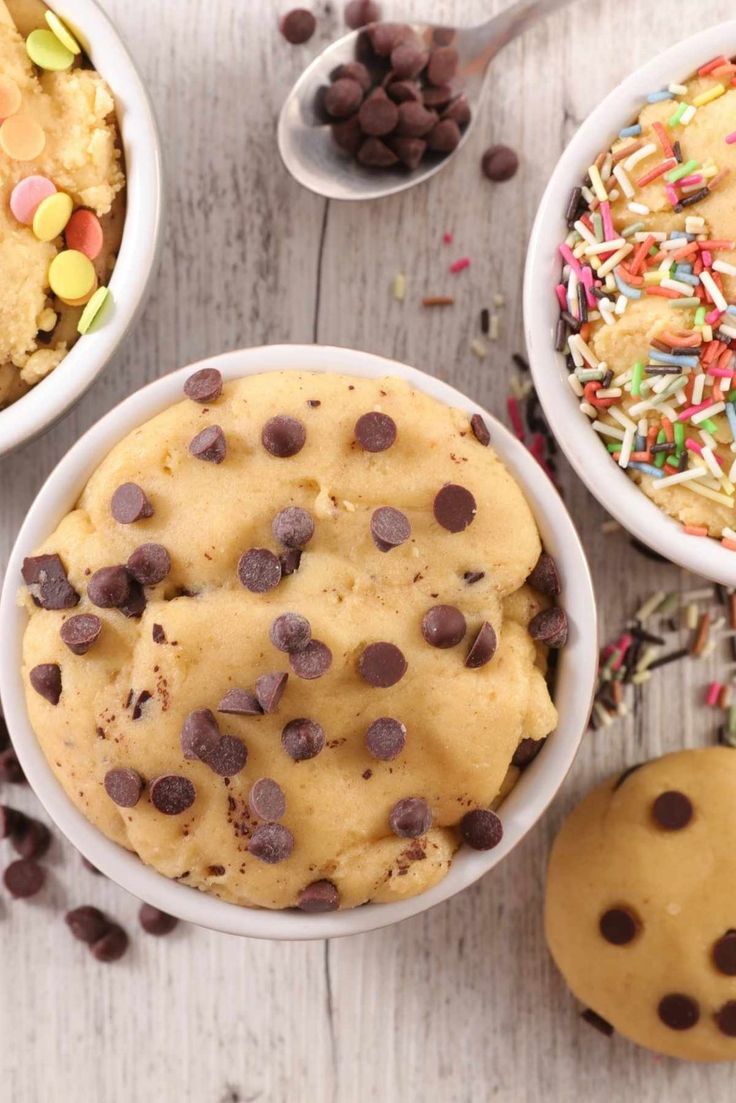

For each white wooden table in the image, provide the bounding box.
[1,1,734,1099]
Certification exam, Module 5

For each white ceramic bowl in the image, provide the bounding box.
[0,0,164,457]
[0,346,597,940]
[524,21,736,586]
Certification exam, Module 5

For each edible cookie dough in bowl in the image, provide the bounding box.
[0,0,162,455]
[0,346,596,939]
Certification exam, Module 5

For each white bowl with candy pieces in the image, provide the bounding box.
[525,21,736,584]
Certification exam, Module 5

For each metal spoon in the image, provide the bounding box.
[278,0,572,201]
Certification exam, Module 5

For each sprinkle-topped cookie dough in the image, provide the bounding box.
[555,55,736,546]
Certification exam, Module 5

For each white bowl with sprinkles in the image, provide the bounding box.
[0,345,597,940]
[525,21,736,585]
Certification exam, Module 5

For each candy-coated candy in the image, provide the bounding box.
[26,28,75,71]
[45,12,82,54]
[48,249,96,301]
[0,74,21,120]
[65,208,103,259]
[32,191,73,241]
[78,286,110,334]
[10,175,56,224]
[0,114,45,160]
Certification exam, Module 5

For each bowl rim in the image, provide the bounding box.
[523,19,736,587]
[0,344,598,940]
[0,0,164,457]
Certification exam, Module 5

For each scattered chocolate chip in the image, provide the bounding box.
[395,101,437,137]
[270,613,311,654]
[511,737,544,768]
[279,7,316,44]
[203,735,248,777]
[427,118,461,153]
[22,553,79,610]
[60,614,102,656]
[581,1009,614,1037]
[120,578,147,620]
[104,767,144,808]
[713,932,736,975]
[11,817,51,859]
[65,905,110,944]
[297,880,339,912]
[249,823,294,864]
[272,506,315,548]
[111,482,153,524]
[389,797,432,838]
[282,718,325,761]
[392,42,428,80]
[354,411,397,452]
[599,907,639,945]
[249,778,286,822]
[470,413,491,446]
[127,543,171,587]
[370,506,411,552]
[256,672,289,713]
[262,415,306,458]
[181,709,221,761]
[527,552,561,598]
[152,623,166,644]
[465,622,497,669]
[528,607,568,649]
[91,923,128,962]
[139,903,178,935]
[0,805,25,839]
[238,549,282,593]
[189,425,227,464]
[184,367,223,403]
[29,663,62,705]
[87,565,131,609]
[652,790,693,830]
[0,748,25,783]
[433,484,477,532]
[482,144,519,182]
[344,0,380,28]
[357,137,398,167]
[427,45,458,85]
[658,993,699,1031]
[150,775,196,815]
[715,1001,736,1037]
[218,689,263,716]
[3,858,44,898]
[365,717,406,760]
[421,605,466,649]
[464,571,485,585]
[280,548,303,576]
[358,642,407,687]
[325,77,364,118]
[289,640,332,680]
[460,808,503,850]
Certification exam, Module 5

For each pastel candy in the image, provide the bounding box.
[0,74,21,120]
[45,12,82,55]
[26,28,74,71]
[57,273,98,307]
[33,191,73,242]
[48,249,96,301]
[10,175,56,224]
[78,286,110,334]
[65,208,103,259]
[0,114,45,161]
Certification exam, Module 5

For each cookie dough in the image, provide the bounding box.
[20,370,561,911]
[0,0,125,409]
[546,748,736,1061]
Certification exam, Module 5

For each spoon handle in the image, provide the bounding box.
[461,0,575,70]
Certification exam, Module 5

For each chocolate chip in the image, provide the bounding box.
[270,613,311,654]
[367,21,412,56]
[139,903,178,936]
[202,735,248,777]
[358,642,407,687]
[87,565,131,608]
[470,413,490,446]
[325,78,364,118]
[103,767,144,808]
[249,823,294,864]
[713,932,736,975]
[120,579,146,619]
[11,817,51,860]
[443,94,471,126]
[280,549,303,576]
[511,737,544,768]
[427,45,458,85]
[421,605,466,648]
[344,0,380,28]
[184,367,222,403]
[127,543,171,587]
[527,552,561,598]
[289,640,332,680]
[150,775,196,815]
[422,84,453,109]
[4,858,44,898]
[658,994,699,1030]
[29,663,62,705]
[22,553,79,610]
[279,8,316,44]
[390,43,428,79]
[218,689,263,716]
[464,570,485,585]
[238,549,282,593]
[272,506,315,548]
[460,809,503,850]
[189,425,227,464]
[371,506,411,552]
[357,137,398,167]
[334,61,372,91]
[387,80,422,104]
[652,790,693,830]
[365,717,406,760]
[60,614,101,655]
[0,805,25,839]
[262,415,306,458]
[111,482,153,524]
[482,144,519,182]
[282,718,325,761]
[390,137,426,170]
[249,778,286,821]
[715,1001,736,1037]
[389,797,432,838]
[181,709,221,761]
[332,115,364,155]
[255,672,288,713]
[91,924,128,962]
[427,118,461,153]
[465,622,497,668]
[65,905,110,944]
[0,748,25,783]
[297,880,339,912]
[528,607,568,649]
[433,484,477,532]
[132,692,151,719]
[355,411,397,452]
[581,1009,614,1037]
[152,624,166,644]
[396,101,437,137]
[599,907,639,945]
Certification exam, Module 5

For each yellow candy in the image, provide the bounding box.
[32,191,73,242]
[48,250,96,301]
[0,114,45,160]
[78,286,110,334]
[44,12,81,55]
[26,28,74,71]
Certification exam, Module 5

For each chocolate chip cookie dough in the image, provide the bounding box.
[20,371,563,912]
[546,748,736,1061]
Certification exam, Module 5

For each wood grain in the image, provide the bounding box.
[0,1,733,1099]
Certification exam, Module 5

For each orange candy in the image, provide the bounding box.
[0,114,45,161]
[65,208,103,260]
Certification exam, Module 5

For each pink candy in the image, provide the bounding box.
[10,175,55,225]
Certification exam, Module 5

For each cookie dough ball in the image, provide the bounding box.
[545,748,736,1061]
